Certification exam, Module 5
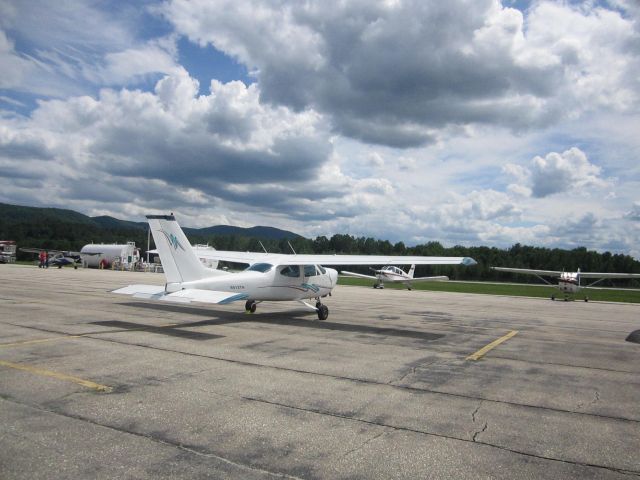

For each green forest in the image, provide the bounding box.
[2,203,639,286]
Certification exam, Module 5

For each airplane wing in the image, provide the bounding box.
[406,275,449,282]
[20,247,65,255]
[19,248,91,257]
[111,285,249,305]
[340,271,378,280]
[491,267,563,277]
[577,272,640,279]
[192,249,477,267]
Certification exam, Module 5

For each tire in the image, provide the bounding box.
[317,304,329,321]
[245,300,256,313]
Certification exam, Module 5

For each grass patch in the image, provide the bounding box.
[338,277,640,303]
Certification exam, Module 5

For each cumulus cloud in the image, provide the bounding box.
[0,1,181,97]
[0,70,400,227]
[625,202,640,221]
[505,147,611,198]
[161,0,640,147]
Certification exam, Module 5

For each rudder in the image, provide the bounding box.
[147,214,208,284]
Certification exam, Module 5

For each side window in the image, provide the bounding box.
[304,265,317,277]
[280,265,300,277]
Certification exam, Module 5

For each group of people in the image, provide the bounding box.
[38,250,49,268]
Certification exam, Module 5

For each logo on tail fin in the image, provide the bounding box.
[160,230,186,251]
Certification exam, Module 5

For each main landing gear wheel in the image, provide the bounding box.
[245,300,257,313]
[584,297,589,302]
[551,295,556,301]
[317,304,329,321]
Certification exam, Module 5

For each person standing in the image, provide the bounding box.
[39,250,45,268]
[45,251,49,268]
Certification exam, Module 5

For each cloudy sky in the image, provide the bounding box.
[1,0,639,257]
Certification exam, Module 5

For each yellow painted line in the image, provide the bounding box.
[0,360,112,392]
[0,336,83,348]
[466,330,519,361]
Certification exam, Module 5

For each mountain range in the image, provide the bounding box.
[0,203,301,241]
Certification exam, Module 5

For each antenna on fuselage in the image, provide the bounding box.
[287,241,297,255]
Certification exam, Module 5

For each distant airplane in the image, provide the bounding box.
[491,266,640,301]
[19,248,100,269]
[113,215,477,320]
[341,265,448,290]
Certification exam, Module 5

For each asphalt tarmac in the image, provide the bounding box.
[1,264,639,479]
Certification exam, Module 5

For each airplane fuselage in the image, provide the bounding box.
[167,263,338,302]
[557,272,580,294]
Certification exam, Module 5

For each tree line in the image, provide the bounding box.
[2,212,639,287]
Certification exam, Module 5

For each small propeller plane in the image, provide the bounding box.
[341,265,448,289]
[491,266,640,301]
[113,215,477,320]
[19,248,100,269]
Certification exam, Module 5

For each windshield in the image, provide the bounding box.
[245,263,273,273]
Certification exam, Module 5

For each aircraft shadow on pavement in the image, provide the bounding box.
[116,301,445,342]
[89,319,224,341]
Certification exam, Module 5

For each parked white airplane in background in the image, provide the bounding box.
[341,265,448,289]
[113,215,477,320]
[491,266,640,301]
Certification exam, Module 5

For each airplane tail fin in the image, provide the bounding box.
[147,214,209,284]
[408,264,416,278]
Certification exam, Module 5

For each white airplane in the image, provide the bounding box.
[113,214,477,320]
[341,265,448,290]
[491,266,640,301]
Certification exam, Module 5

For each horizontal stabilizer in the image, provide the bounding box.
[111,284,248,305]
[111,284,166,296]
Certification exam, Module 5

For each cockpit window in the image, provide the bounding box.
[304,265,317,277]
[245,263,273,273]
[280,265,300,277]
[317,265,326,275]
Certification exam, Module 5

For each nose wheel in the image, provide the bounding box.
[315,300,329,320]
[317,303,329,321]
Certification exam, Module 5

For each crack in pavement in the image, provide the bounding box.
[0,395,303,480]
[472,422,488,443]
[90,334,640,425]
[237,394,640,477]
[339,430,387,459]
[3,320,639,425]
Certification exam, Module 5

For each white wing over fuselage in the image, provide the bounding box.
[113,214,477,319]
[190,249,477,268]
[491,266,640,299]
[341,265,449,289]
